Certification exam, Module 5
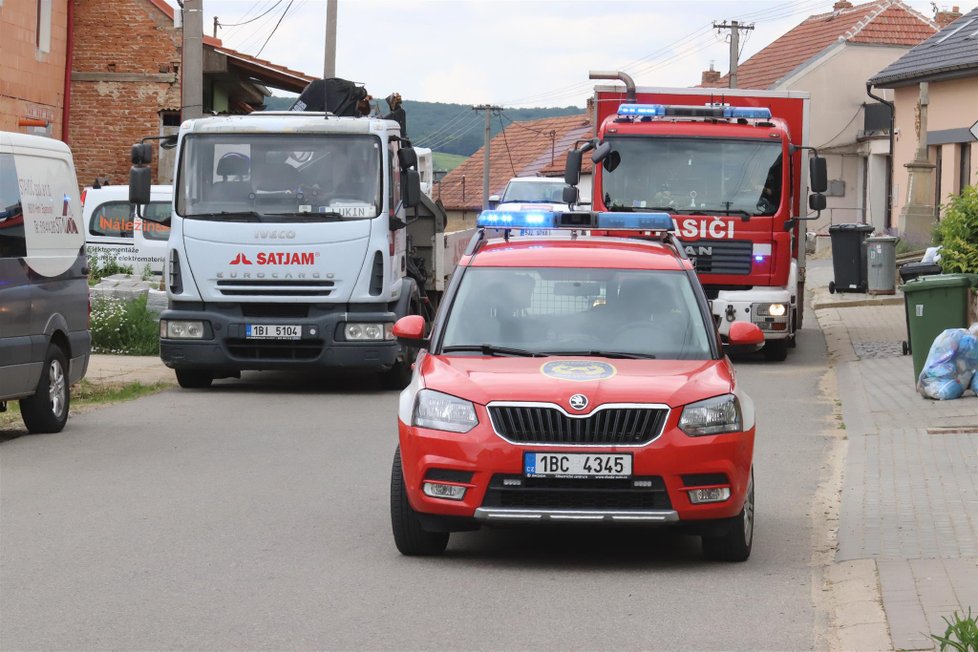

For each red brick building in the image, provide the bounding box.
[0,0,70,138]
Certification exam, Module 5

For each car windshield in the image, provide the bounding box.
[441,267,712,360]
[176,133,382,221]
[501,180,565,204]
[602,137,783,216]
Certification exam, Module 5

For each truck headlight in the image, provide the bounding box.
[413,389,478,433]
[344,322,394,341]
[161,319,206,339]
[679,394,743,436]
[754,302,787,317]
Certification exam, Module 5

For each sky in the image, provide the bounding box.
[173,0,978,107]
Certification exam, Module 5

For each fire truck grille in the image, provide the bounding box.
[684,239,753,275]
[216,280,334,297]
[488,405,667,445]
[482,475,671,510]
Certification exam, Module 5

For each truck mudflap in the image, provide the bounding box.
[711,287,795,342]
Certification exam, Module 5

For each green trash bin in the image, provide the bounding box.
[901,273,978,381]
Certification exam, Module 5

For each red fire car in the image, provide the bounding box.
[390,211,764,561]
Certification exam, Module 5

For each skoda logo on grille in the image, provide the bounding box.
[568,394,589,411]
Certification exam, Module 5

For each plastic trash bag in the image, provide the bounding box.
[916,327,978,400]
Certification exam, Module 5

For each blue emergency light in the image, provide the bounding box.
[617,103,772,120]
[477,210,559,229]
[595,212,674,231]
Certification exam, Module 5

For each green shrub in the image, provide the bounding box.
[88,255,134,285]
[90,294,159,355]
[936,185,978,274]
[930,609,978,651]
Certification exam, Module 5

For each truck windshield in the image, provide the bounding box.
[501,180,565,204]
[176,133,382,221]
[441,267,712,360]
[602,137,783,217]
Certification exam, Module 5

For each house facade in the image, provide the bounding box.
[868,7,978,243]
[0,0,70,138]
[703,0,937,234]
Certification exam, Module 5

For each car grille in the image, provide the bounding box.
[482,475,671,510]
[488,404,667,445]
[225,338,323,360]
[683,239,753,275]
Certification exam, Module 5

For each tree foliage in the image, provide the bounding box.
[936,184,978,274]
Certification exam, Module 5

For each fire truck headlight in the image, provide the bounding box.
[413,389,478,433]
[754,302,787,317]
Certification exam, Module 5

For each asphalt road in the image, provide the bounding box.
[1,327,834,650]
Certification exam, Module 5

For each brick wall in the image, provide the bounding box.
[0,0,69,137]
[70,0,181,187]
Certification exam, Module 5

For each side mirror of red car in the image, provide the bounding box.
[727,322,765,346]
[393,315,427,346]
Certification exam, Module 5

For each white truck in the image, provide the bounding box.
[130,106,470,389]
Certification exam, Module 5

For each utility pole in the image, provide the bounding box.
[182,0,204,120]
[324,0,337,78]
[473,105,501,209]
[713,20,754,89]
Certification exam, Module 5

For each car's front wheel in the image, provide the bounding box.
[20,344,70,433]
[702,470,754,562]
[390,447,449,556]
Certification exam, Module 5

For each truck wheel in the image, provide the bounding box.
[175,369,213,389]
[702,470,753,562]
[390,447,449,556]
[20,344,70,434]
[762,339,788,362]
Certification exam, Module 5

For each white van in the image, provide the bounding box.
[489,176,570,212]
[0,131,91,433]
[82,185,171,275]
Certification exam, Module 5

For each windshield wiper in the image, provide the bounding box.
[442,345,544,358]
[544,350,657,359]
[192,211,263,222]
[607,206,677,214]
[262,211,345,221]
[676,207,751,220]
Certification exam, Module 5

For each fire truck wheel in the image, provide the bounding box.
[175,369,213,389]
[702,470,754,562]
[390,447,450,556]
[762,339,788,361]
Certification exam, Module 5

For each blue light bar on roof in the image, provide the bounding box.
[723,106,772,119]
[477,210,558,229]
[617,103,666,117]
[596,212,674,231]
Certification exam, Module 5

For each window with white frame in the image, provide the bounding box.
[36,0,52,53]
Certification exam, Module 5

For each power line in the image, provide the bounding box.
[496,111,517,177]
[218,1,282,28]
[415,108,479,145]
[422,114,483,150]
[255,0,296,57]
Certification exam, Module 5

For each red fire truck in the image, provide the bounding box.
[565,71,826,361]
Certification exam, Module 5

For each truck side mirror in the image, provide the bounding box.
[810,155,827,193]
[488,194,500,209]
[402,169,421,208]
[398,147,418,173]
[562,185,578,205]
[131,143,153,165]
[809,193,826,211]
[564,150,582,186]
[129,166,152,206]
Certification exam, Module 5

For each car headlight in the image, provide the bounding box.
[753,302,787,317]
[679,394,743,436]
[413,389,478,433]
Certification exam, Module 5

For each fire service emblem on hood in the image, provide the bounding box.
[540,360,617,382]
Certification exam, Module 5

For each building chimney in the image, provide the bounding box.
[935,5,963,27]
[701,62,722,88]
[586,97,595,124]
[833,0,853,9]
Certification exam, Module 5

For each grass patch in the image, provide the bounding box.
[91,294,160,355]
[930,609,978,651]
[0,380,169,430]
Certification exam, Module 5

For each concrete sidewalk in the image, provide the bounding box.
[809,259,978,651]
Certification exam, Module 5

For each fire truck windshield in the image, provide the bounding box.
[602,137,783,217]
[176,133,382,221]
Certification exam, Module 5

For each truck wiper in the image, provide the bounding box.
[442,345,544,358]
[262,211,345,221]
[607,206,677,214]
[677,208,751,220]
[194,211,263,222]
[545,350,657,359]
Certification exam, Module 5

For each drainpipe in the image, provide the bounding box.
[62,0,75,144]
[866,82,894,231]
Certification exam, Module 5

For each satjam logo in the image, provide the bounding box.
[31,194,80,234]
[228,251,318,265]
[62,195,79,233]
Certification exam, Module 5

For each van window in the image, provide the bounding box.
[141,201,172,241]
[89,201,134,238]
[0,153,26,258]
